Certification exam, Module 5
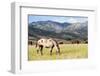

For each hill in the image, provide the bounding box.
[28,20,88,43]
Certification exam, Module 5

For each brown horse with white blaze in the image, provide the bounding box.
[35,38,60,55]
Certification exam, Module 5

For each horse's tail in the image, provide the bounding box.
[35,41,38,48]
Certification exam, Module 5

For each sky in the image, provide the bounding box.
[28,15,88,24]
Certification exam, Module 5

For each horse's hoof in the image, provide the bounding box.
[50,54,52,56]
[41,54,43,56]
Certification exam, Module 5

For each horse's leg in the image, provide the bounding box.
[40,45,43,55]
[37,47,40,54]
[50,45,54,55]
[36,46,40,54]
[55,45,60,55]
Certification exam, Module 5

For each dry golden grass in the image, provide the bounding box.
[28,44,88,61]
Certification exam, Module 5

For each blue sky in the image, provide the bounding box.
[28,15,88,23]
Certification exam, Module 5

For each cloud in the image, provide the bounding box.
[66,17,88,23]
[66,18,78,23]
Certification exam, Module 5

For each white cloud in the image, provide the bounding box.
[66,17,88,23]
[67,18,78,23]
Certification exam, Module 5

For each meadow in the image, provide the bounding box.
[28,44,88,61]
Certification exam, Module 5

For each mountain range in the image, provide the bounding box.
[28,20,88,41]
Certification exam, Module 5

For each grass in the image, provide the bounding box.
[28,44,88,61]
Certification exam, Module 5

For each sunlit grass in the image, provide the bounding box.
[28,44,88,61]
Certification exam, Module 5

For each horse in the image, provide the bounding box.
[35,38,60,55]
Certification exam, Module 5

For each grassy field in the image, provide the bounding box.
[28,44,88,61]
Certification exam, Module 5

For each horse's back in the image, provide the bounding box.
[37,38,54,47]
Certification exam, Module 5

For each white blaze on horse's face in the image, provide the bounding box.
[37,38,54,48]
